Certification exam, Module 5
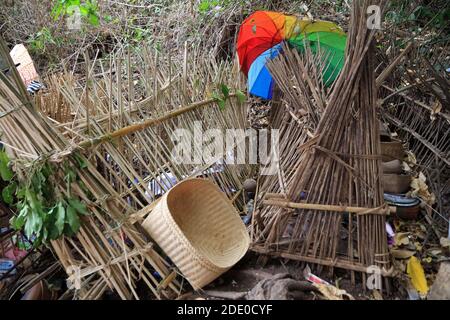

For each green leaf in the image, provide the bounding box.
[32,234,43,248]
[55,202,66,235]
[198,0,210,12]
[63,223,76,237]
[16,187,26,199]
[66,205,81,234]
[41,163,53,178]
[48,225,60,240]
[25,189,42,213]
[68,198,88,215]
[10,214,25,230]
[0,151,13,181]
[64,167,76,184]
[211,92,220,101]
[217,98,226,110]
[51,3,64,19]
[78,6,89,16]
[24,210,42,238]
[42,227,48,242]
[220,84,230,99]
[2,182,16,205]
[236,90,246,104]
[88,13,100,26]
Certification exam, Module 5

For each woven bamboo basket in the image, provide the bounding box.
[381,141,405,161]
[142,178,250,290]
[382,159,402,174]
[382,173,412,194]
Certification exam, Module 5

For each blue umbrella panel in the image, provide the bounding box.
[247,44,282,100]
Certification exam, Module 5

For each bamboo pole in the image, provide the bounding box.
[251,245,394,276]
[262,198,394,215]
[50,94,237,158]
[376,43,413,88]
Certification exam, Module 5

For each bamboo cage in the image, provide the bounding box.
[251,0,393,288]
[251,45,331,244]
[0,39,253,299]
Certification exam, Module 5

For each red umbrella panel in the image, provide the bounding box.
[237,11,285,76]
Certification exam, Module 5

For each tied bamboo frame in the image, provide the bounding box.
[0,39,253,299]
[252,0,392,288]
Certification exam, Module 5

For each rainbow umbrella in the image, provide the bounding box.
[237,11,347,100]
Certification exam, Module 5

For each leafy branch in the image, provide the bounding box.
[0,148,89,247]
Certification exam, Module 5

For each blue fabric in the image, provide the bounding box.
[248,44,282,100]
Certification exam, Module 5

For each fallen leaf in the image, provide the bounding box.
[428,249,443,257]
[432,100,442,115]
[391,249,416,259]
[414,242,423,252]
[409,172,435,205]
[395,232,410,246]
[393,259,407,273]
[313,283,354,300]
[407,256,429,297]
[402,162,412,172]
[440,237,450,248]
[423,257,432,263]
[416,231,427,240]
[405,150,417,165]
[372,290,383,300]
[418,224,427,232]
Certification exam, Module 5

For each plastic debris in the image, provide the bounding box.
[303,265,330,285]
[407,256,429,298]
[386,222,395,246]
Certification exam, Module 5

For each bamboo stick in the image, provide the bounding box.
[262,199,394,215]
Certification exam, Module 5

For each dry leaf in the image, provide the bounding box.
[313,283,355,300]
[423,257,432,263]
[393,259,407,273]
[391,249,416,259]
[405,150,417,165]
[440,237,450,248]
[409,172,436,205]
[418,224,427,232]
[428,249,443,257]
[402,161,412,172]
[414,241,423,252]
[372,290,383,300]
[432,100,442,114]
[394,232,410,246]
[407,256,429,297]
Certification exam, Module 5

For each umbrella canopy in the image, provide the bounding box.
[248,44,282,100]
[237,11,285,76]
[237,11,347,100]
[288,30,347,86]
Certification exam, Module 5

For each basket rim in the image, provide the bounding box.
[149,178,250,271]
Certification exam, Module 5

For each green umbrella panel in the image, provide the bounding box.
[288,31,347,86]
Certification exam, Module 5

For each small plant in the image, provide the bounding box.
[52,0,100,27]
[198,0,232,15]
[27,27,58,54]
